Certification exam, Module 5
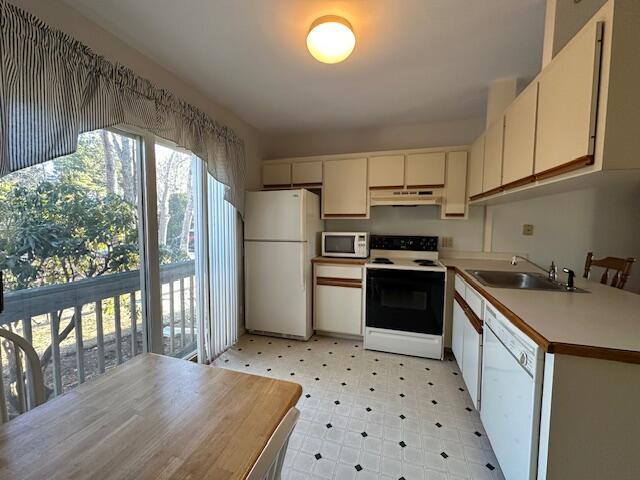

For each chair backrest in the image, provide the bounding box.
[246,407,300,480]
[0,328,45,423]
[583,252,636,289]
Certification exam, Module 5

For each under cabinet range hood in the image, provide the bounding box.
[370,188,442,206]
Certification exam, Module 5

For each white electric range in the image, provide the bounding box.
[364,235,446,359]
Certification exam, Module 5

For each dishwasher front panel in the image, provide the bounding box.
[480,324,540,480]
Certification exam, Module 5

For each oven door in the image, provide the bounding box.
[322,234,357,257]
[366,268,444,335]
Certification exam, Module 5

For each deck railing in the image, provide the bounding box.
[0,261,196,419]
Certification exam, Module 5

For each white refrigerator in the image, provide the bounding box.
[244,189,323,339]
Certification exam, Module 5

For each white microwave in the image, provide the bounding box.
[321,232,369,258]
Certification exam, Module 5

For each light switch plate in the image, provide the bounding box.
[522,224,534,236]
[441,236,453,248]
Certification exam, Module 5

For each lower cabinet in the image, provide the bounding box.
[315,284,362,335]
[452,290,483,409]
[314,263,363,335]
[452,301,465,366]
[461,317,482,409]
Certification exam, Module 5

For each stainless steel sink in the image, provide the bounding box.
[466,270,587,292]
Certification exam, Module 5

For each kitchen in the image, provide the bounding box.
[242,1,640,478]
[0,1,639,480]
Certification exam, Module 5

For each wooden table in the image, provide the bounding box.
[0,353,302,479]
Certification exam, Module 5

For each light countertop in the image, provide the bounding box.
[442,258,640,364]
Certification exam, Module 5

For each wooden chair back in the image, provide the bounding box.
[0,328,45,423]
[583,252,636,289]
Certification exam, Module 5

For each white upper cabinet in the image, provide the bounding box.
[405,152,445,188]
[368,155,405,188]
[535,21,603,176]
[322,157,368,218]
[482,118,504,192]
[502,81,538,186]
[292,161,322,186]
[443,151,468,217]
[467,1,640,201]
[467,134,485,198]
[262,163,291,188]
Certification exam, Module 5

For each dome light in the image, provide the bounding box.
[306,15,356,64]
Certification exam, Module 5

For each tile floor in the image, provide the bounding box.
[213,334,504,480]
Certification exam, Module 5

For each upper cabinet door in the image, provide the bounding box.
[405,152,446,188]
[292,161,322,187]
[482,118,504,192]
[323,158,368,218]
[443,151,468,217]
[263,163,291,188]
[369,155,405,188]
[468,134,485,198]
[502,82,538,186]
[535,21,603,176]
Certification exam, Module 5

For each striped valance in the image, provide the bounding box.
[0,1,246,214]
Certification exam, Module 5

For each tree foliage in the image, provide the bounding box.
[0,181,139,289]
[0,130,188,292]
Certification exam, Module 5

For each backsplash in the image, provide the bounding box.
[325,205,485,252]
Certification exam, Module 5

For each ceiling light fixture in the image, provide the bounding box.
[306,15,356,64]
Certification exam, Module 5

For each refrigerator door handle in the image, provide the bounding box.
[300,246,305,290]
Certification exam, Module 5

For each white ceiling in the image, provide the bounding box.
[62,0,545,134]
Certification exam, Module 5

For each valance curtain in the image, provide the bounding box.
[0,1,246,214]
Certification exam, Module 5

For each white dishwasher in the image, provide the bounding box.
[481,304,543,480]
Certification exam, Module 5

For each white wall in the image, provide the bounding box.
[10,0,266,190]
[552,0,607,56]
[265,117,484,159]
[326,205,485,252]
[489,184,640,292]
[325,183,640,293]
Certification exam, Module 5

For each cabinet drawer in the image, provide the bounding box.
[465,284,484,320]
[454,274,466,297]
[315,265,363,280]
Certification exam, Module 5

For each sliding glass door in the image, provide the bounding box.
[0,128,241,419]
[153,143,201,358]
[0,129,146,416]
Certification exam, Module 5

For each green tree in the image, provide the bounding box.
[0,180,139,290]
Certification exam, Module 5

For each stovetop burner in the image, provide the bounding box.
[372,257,394,264]
[413,259,438,266]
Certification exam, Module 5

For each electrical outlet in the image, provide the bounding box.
[522,224,534,236]
[441,236,453,248]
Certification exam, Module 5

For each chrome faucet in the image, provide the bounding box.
[511,255,558,282]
